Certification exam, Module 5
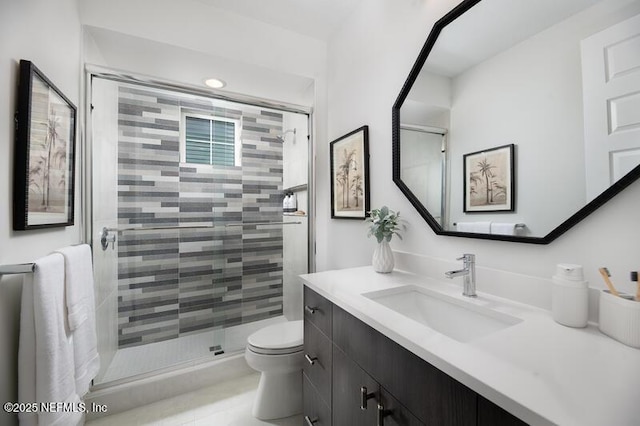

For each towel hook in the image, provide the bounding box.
[100,227,116,251]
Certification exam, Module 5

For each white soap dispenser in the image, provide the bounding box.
[551,264,589,328]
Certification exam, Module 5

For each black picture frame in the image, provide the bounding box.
[330,125,370,219]
[13,60,76,230]
[463,144,515,213]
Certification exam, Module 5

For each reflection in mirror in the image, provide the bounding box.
[400,126,447,227]
[394,0,640,242]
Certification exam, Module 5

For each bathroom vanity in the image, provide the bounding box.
[300,266,640,426]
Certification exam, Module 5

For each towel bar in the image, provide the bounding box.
[99,221,303,251]
[0,263,36,275]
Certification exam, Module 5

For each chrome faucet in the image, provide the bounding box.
[445,254,477,297]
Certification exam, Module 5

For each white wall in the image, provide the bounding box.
[84,26,315,108]
[0,0,82,424]
[79,0,325,105]
[322,0,640,296]
[79,0,326,82]
[402,71,452,128]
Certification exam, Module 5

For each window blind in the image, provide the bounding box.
[185,116,236,166]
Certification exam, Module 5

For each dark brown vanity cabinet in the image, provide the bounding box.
[303,286,527,426]
[303,287,333,426]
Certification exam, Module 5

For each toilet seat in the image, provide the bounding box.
[247,320,303,355]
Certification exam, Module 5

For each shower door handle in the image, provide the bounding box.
[100,227,116,251]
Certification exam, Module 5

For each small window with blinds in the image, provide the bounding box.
[181,112,241,167]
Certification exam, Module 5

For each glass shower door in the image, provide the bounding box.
[89,76,309,386]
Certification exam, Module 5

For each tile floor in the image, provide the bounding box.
[86,372,302,426]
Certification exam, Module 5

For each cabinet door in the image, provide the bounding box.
[304,319,332,406]
[379,387,424,426]
[477,396,528,426]
[304,374,332,426]
[304,287,332,338]
[333,345,378,426]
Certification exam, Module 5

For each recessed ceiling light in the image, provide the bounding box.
[204,78,226,89]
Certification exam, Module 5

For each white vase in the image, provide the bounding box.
[372,240,394,273]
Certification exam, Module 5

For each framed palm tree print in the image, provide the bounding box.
[463,144,515,212]
[13,60,76,230]
[330,125,370,219]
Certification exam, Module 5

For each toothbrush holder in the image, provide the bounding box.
[599,290,640,349]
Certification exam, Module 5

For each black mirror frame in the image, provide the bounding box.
[392,0,640,244]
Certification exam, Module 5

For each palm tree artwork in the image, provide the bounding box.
[476,158,496,204]
[330,126,369,218]
[16,61,76,229]
[335,147,362,211]
[464,144,514,211]
[28,108,68,213]
[351,173,363,208]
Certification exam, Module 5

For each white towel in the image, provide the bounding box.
[491,223,517,235]
[18,253,83,426]
[55,244,100,396]
[456,222,491,233]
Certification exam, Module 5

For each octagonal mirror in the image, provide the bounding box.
[392,0,640,243]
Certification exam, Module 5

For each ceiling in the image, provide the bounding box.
[424,0,600,76]
[192,0,365,41]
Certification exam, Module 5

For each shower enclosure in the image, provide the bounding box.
[87,73,312,386]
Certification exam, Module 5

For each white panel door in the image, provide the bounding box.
[582,12,640,201]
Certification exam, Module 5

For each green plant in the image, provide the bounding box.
[366,206,404,243]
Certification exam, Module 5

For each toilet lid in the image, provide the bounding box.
[247,320,303,353]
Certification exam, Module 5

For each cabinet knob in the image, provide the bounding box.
[305,354,318,365]
[377,403,391,426]
[360,386,376,410]
[305,305,317,314]
[304,415,319,426]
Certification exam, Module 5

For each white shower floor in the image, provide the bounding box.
[99,316,287,384]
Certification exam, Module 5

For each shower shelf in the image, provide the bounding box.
[283,184,307,193]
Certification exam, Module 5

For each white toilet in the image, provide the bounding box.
[245,320,304,420]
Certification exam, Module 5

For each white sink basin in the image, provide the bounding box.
[363,285,522,343]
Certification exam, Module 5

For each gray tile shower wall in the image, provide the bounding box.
[116,85,284,348]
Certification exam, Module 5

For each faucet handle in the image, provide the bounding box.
[457,253,475,262]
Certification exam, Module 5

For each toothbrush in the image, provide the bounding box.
[599,267,620,297]
[632,271,639,301]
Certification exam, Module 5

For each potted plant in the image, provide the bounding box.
[366,206,404,273]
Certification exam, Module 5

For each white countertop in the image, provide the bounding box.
[300,266,640,426]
